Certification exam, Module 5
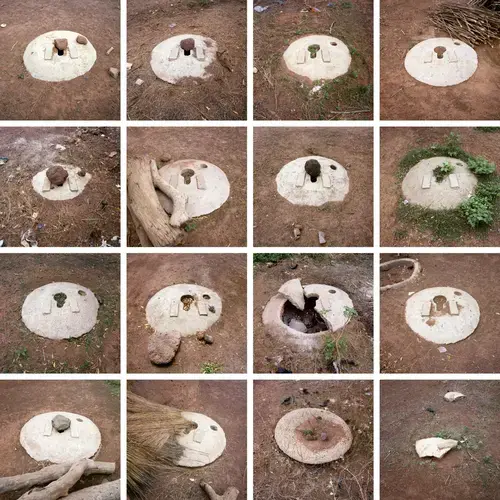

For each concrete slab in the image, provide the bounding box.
[32,164,91,201]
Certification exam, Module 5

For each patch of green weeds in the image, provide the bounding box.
[253,253,292,264]
[323,336,348,363]
[474,127,500,133]
[201,362,223,374]
[343,306,359,320]
[433,161,454,182]
[105,380,121,397]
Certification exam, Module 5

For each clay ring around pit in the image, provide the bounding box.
[275,408,352,464]
[380,258,421,292]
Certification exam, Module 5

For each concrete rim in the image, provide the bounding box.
[275,408,352,464]
[20,411,101,463]
[380,258,421,292]
[23,30,97,82]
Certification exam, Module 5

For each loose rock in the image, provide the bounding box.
[76,35,88,45]
[318,231,326,245]
[109,67,119,79]
[148,330,181,365]
[46,166,68,186]
[196,331,205,341]
[289,319,307,332]
[78,169,87,177]
[293,226,301,240]
[444,391,465,402]
[54,39,68,51]
[204,334,214,345]
[109,151,118,158]
[180,38,195,52]
[135,78,144,86]
[52,414,71,432]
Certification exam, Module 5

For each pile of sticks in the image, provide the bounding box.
[469,0,500,11]
[430,4,500,46]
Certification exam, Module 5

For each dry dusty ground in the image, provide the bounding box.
[254,128,373,247]
[0,255,120,374]
[127,127,246,247]
[380,127,500,247]
[0,380,121,500]
[381,0,500,120]
[127,0,246,120]
[254,0,373,120]
[0,127,121,248]
[381,381,500,500]
[381,253,500,374]
[0,0,120,120]
[128,381,246,500]
[254,254,373,373]
[127,254,246,373]
[254,381,373,500]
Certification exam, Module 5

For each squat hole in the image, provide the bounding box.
[433,295,448,312]
[203,294,211,300]
[434,46,447,59]
[57,49,64,56]
[308,44,320,59]
[181,169,195,185]
[330,165,337,170]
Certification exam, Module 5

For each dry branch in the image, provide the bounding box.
[0,461,115,494]
[200,481,239,500]
[63,479,120,500]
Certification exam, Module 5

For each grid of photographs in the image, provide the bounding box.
[1,0,499,499]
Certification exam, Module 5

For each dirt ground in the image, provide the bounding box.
[127,0,246,120]
[381,381,500,500]
[381,253,500,374]
[254,254,373,373]
[254,128,373,247]
[254,381,373,500]
[0,0,120,120]
[127,254,246,373]
[380,0,500,120]
[381,127,500,247]
[128,381,246,499]
[127,127,246,247]
[0,380,121,499]
[254,0,373,121]
[0,255,120,374]
[0,127,121,248]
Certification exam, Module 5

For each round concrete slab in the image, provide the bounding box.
[146,284,222,337]
[22,282,99,340]
[20,411,101,463]
[283,35,351,82]
[151,34,217,84]
[275,408,352,464]
[402,157,477,209]
[32,165,92,200]
[405,286,480,344]
[263,283,354,348]
[157,159,230,217]
[276,156,349,206]
[24,31,97,82]
[175,412,226,467]
[405,38,477,87]
[380,258,421,292]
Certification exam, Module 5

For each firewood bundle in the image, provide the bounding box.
[468,0,500,11]
[430,3,500,46]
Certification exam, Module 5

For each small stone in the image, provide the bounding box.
[135,78,144,86]
[204,334,214,345]
[55,144,66,151]
[148,330,181,365]
[78,169,86,177]
[54,39,68,51]
[106,47,114,55]
[196,331,205,341]
[253,67,258,73]
[444,391,465,402]
[1,24,7,28]
[46,166,68,186]
[52,414,71,432]
[126,62,133,70]
[180,38,195,52]
[266,262,276,268]
[289,319,307,333]
[76,35,88,45]
[293,227,301,240]
[108,151,118,158]
[289,263,298,270]
[109,67,119,79]
[305,159,321,178]
[318,231,326,245]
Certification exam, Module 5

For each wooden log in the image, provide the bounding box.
[199,481,239,500]
[62,480,120,500]
[128,208,153,247]
[127,156,183,247]
[0,461,115,494]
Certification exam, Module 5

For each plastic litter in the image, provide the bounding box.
[0,157,8,165]
[254,5,269,12]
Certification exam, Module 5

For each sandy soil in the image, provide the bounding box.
[0,380,121,499]
[381,380,500,500]
[380,127,500,247]
[0,127,121,248]
[127,127,246,247]
[380,0,500,120]
[0,0,120,120]
[254,254,373,374]
[127,254,247,373]
[127,0,246,120]
[254,381,373,500]
[128,380,246,499]
[0,255,120,374]
[254,128,373,247]
[381,253,500,374]
[254,0,373,120]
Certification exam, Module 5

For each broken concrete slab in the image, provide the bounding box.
[279,278,305,311]
[415,437,458,458]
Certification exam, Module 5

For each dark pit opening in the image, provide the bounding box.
[308,44,320,59]
[181,294,194,311]
[57,49,64,56]
[78,290,87,296]
[210,425,218,431]
[181,169,195,185]
[53,292,67,308]
[203,294,211,300]
[184,49,191,56]
[454,291,462,296]
[76,418,83,422]
[201,163,208,168]
[454,42,460,46]
[330,165,337,170]
[310,175,318,183]
[434,46,447,59]
[328,289,337,294]
[282,295,328,333]
[330,41,338,46]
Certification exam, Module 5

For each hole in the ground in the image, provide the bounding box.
[203,294,211,300]
[53,292,67,308]
[183,49,191,56]
[200,163,208,168]
[311,175,318,183]
[330,41,337,46]
[210,425,218,431]
[181,295,195,311]
[181,169,195,185]
[282,296,328,333]
[57,49,64,56]
[434,46,447,59]
[454,42,460,45]
[432,295,450,316]
[454,291,462,296]
[78,290,87,296]
[330,165,337,170]
[308,44,320,59]
[329,289,337,294]
[76,418,83,422]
